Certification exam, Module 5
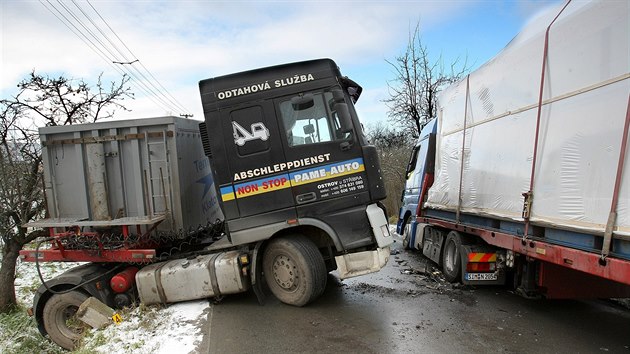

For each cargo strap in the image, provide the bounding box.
[522,0,572,242]
[601,94,630,262]
[456,75,471,223]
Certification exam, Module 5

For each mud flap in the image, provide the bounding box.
[423,227,445,265]
[413,223,429,250]
[251,242,267,305]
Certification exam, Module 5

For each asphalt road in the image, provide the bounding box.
[199,236,630,354]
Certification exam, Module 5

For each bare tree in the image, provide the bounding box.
[0,72,132,313]
[384,21,469,135]
[366,123,416,220]
[10,71,132,125]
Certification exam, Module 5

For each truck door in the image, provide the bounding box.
[218,101,296,226]
[274,88,369,216]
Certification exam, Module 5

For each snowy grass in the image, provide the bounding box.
[1,258,76,354]
[0,306,65,354]
[2,257,209,353]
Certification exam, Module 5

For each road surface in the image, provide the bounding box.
[199,235,630,353]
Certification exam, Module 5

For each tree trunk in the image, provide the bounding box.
[0,240,21,312]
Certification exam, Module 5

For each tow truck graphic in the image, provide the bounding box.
[232,121,270,146]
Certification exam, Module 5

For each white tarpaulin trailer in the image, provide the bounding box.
[426,1,629,238]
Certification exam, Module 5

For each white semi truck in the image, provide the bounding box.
[397,0,630,298]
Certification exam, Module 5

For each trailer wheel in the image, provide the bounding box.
[402,222,411,250]
[42,291,89,350]
[442,231,463,283]
[263,235,327,306]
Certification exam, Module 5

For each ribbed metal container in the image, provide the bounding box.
[28,116,223,235]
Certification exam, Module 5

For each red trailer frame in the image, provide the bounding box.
[19,215,167,263]
[420,216,630,298]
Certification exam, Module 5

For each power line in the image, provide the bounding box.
[63,0,175,112]
[39,0,193,116]
[39,0,174,114]
[85,0,191,115]
[70,0,187,115]
[82,0,191,115]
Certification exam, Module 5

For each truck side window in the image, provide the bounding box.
[279,91,344,146]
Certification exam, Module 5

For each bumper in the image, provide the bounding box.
[335,246,390,280]
[366,203,393,248]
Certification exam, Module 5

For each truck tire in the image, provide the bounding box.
[263,235,327,306]
[442,231,463,283]
[42,291,89,350]
[402,222,411,250]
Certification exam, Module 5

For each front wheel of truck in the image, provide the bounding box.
[263,235,327,306]
[402,222,412,250]
[42,291,89,350]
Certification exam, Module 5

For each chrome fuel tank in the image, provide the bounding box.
[136,251,248,305]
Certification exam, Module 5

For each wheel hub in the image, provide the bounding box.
[272,254,299,291]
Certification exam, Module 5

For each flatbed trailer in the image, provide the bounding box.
[397,0,630,299]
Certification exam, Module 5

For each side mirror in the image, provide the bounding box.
[405,147,420,180]
[291,94,314,111]
[339,76,363,103]
[334,102,353,133]
[332,89,345,103]
[329,90,345,110]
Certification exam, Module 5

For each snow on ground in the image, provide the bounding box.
[85,299,209,353]
[8,258,209,353]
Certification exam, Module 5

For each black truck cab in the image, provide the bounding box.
[199,59,392,280]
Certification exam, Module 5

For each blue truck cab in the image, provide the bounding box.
[396,118,436,248]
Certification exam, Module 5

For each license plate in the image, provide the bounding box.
[466,273,498,281]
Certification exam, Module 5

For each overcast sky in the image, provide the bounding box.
[1,0,561,127]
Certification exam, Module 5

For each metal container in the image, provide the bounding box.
[135,251,249,304]
[28,116,223,234]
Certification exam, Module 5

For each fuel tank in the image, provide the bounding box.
[135,251,249,305]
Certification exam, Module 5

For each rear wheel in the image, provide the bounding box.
[42,291,89,350]
[442,231,463,283]
[263,235,327,306]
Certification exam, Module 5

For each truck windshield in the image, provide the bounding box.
[279,91,347,146]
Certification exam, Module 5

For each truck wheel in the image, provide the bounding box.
[42,291,89,350]
[442,231,463,283]
[403,222,411,250]
[263,235,327,306]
